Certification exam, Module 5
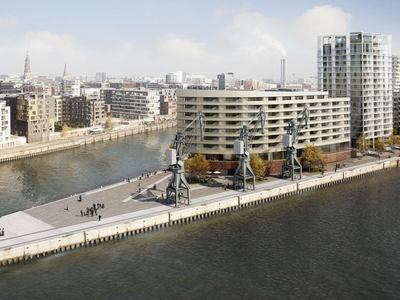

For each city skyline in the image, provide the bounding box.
[0,0,399,79]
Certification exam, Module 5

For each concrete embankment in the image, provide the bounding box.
[0,120,176,163]
[0,157,399,265]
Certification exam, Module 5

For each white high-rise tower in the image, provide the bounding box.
[318,32,393,144]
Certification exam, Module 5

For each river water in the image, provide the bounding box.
[1,129,400,299]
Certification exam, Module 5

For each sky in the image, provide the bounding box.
[0,0,399,80]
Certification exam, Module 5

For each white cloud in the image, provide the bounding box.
[233,12,287,57]
[159,37,206,59]
[0,5,353,79]
[294,5,352,41]
[0,15,19,28]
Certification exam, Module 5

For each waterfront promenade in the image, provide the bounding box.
[0,150,398,256]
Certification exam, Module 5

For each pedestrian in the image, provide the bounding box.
[102,203,105,209]
[335,167,337,172]
[78,195,82,202]
[161,193,164,198]
[86,207,90,214]
[1,228,3,236]
[98,215,101,221]
[65,206,68,210]
[80,210,83,216]
[91,209,94,217]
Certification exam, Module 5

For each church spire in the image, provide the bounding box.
[63,62,68,78]
[23,52,32,80]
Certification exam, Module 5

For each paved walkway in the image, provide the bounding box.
[0,150,398,250]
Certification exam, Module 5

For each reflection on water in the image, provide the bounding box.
[0,128,175,215]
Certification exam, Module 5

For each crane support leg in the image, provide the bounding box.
[233,156,256,192]
[282,148,302,180]
[166,167,190,207]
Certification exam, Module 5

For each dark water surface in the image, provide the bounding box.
[1,132,400,299]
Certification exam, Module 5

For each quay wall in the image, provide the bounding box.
[1,157,399,266]
[0,120,176,163]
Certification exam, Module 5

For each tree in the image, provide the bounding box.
[356,134,370,153]
[105,116,114,130]
[374,137,385,153]
[301,144,324,170]
[388,133,400,148]
[250,154,266,180]
[185,153,210,182]
[61,123,69,137]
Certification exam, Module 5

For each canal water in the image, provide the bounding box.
[0,128,176,216]
[1,129,400,299]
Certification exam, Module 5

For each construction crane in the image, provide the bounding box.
[233,107,266,192]
[281,105,309,180]
[165,111,206,207]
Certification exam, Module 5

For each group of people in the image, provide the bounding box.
[139,170,158,180]
[80,203,104,221]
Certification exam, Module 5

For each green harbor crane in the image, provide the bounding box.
[281,105,309,180]
[233,107,266,192]
[166,111,206,207]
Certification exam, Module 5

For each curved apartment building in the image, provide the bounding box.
[177,90,351,161]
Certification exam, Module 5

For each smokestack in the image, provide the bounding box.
[280,59,286,88]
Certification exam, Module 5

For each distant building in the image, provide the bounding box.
[61,79,81,96]
[96,72,107,83]
[159,89,177,118]
[15,94,55,143]
[61,96,104,126]
[0,100,11,148]
[0,81,19,94]
[110,89,160,120]
[0,98,25,148]
[318,32,393,143]
[165,71,183,84]
[100,88,114,105]
[81,88,101,100]
[53,95,62,124]
[217,73,235,90]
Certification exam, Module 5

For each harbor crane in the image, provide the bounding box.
[166,111,206,207]
[281,105,309,180]
[233,107,266,192]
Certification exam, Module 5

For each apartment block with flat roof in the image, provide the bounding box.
[61,96,104,126]
[0,101,11,148]
[110,89,160,120]
[318,32,393,143]
[15,94,55,143]
[177,90,350,161]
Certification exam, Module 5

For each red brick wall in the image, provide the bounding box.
[209,150,355,174]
